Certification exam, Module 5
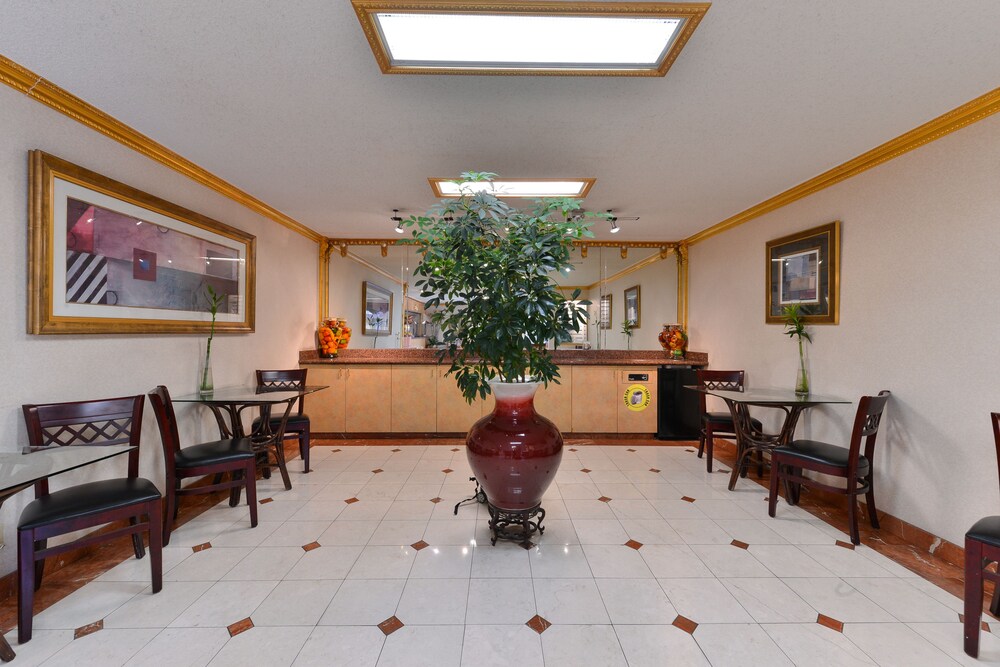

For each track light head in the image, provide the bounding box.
[606,209,620,234]
[391,209,404,234]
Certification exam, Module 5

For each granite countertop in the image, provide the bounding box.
[299,348,707,367]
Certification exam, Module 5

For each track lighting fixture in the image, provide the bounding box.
[392,209,404,234]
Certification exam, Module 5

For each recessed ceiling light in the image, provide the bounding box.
[352,1,710,77]
[429,177,595,198]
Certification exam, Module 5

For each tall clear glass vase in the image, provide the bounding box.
[794,340,810,396]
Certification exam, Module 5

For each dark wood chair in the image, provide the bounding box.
[147,386,258,546]
[768,390,891,545]
[253,369,312,473]
[18,395,162,644]
[696,369,761,473]
[963,412,1000,658]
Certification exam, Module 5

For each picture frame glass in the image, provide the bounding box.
[766,221,840,324]
[362,281,393,335]
[624,285,641,328]
[599,294,612,330]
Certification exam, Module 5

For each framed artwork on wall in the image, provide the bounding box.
[599,294,612,330]
[28,151,255,334]
[362,281,393,335]
[624,285,641,328]
[765,220,840,324]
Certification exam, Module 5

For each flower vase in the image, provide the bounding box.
[794,341,810,396]
[199,353,214,396]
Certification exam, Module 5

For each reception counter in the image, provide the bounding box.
[299,349,707,436]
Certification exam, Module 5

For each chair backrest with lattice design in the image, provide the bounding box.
[695,369,746,416]
[256,369,308,415]
[847,390,892,472]
[22,394,144,496]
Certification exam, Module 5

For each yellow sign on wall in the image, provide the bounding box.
[623,384,651,412]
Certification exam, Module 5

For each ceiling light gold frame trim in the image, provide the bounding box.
[351,0,710,77]
[0,53,324,244]
[685,84,1000,246]
[428,177,596,198]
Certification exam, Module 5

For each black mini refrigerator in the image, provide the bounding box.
[655,365,701,440]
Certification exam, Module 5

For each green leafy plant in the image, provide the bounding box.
[782,304,812,394]
[403,171,601,402]
[620,318,635,351]
[200,285,224,393]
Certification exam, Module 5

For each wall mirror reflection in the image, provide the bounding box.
[329,243,678,350]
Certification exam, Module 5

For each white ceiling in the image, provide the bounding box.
[2,1,999,242]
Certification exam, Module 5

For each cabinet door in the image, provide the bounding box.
[391,366,437,432]
[617,367,658,434]
[436,367,485,433]
[303,366,347,432]
[345,366,392,432]
[535,370,572,433]
[570,366,618,433]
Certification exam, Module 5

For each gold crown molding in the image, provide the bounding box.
[327,237,682,249]
[0,53,324,245]
[351,0,710,77]
[428,176,596,198]
[685,85,1000,246]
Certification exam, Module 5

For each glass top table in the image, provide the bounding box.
[686,386,851,490]
[0,444,133,661]
[173,385,327,492]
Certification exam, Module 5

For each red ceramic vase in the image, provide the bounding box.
[466,382,563,511]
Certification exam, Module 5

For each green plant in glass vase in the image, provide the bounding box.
[782,304,812,396]
[199,285,225,395]
[402,171,600,402]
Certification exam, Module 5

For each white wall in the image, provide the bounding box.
[586,255,679,350]
[328,254,403,349]
[0,85,318,572]
[688,111,1000,546]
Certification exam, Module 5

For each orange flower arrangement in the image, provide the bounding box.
[658,323,688,359]
[318,318,352,358]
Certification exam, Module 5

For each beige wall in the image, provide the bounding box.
[585,254,678,350]
[688,111,1000,546]
[0,85,318,571]
[328,254,404,348]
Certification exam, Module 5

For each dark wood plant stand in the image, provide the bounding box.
[486,502,546,546]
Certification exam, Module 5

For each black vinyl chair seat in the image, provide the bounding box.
[251,413,310,432]
[174,438,255,469]
[967,516,1000,549]
[703,412,763,430]
[772,439,871,474]
[19,477,161,530]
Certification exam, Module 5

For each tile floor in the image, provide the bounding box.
[7,444,1000,666]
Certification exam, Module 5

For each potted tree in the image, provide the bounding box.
[404,172,597,543]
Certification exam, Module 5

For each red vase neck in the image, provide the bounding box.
[490,382,540,418]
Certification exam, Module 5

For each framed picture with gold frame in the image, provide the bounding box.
[362,281,393,335]
[599,293,612,330]
[765,221,840,324]
[28,151,256,334]
[624,285,641,328]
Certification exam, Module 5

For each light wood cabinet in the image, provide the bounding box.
[391,366,437,432]
[534,372,573,432]
[304,367,347,432]
[570,366,618,432]
[345,365,392,432]
[436,367,485,433]
[617,367,658,434]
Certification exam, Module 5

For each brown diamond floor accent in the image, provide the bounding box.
[959,614,992,632]
[302,541,321,552]
[430,497,443,503]
[411,540,429,551]
[519,540,536,550]
[649,468,661,473]
[627,448,637,452]
[192,542,212,553]
[451,448,460,452]
[835,540,856,550]
[259,497,274,504]
[74,620,103,639]
[685,448,696,453]
[731,540,750,550]
[378,616,404,636]
[817,614,844,632]
[569,448,578,452]
[391,448,401,452]
[580,468,592,473]
[681,496,696,503]
[625,539,643,550]
[372,468,384,474]
[525,615,552,634]
[344,497,360,504]
[228,617,254,637]
[672,615,698,634]
[442,468,454,474]
[598,496,612,503]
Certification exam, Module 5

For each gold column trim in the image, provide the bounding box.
[675,242,688,328]
[318,239,335,322]
[685,85,1000,246]
[0,53,325,245]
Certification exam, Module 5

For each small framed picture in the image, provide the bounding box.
[765,221,840,324]
[362,281,393,335]
[599,294,612,330]
[624,285,641,328]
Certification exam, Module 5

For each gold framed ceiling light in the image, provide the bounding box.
[428,177,595,198]
[351,0,710,77]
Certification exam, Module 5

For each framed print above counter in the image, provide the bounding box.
[28,151,255,334]
[765,220,840,324]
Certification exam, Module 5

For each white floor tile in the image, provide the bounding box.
[596,578,676,624]
[466,578,536,624]
[319,579,406,625]
[657,578,754,623]
[619,518,684,544]
[722,577,818,623]
[614,625,709,666]
[409,545,474,578]
[461,624,544,667]
[1,629,72,666]
[97,547,191,582]
[907,622,1000,666]
[782,578,896,623]
[843,622,957,666]
[377,625,464,667]
[582,544,653,578]
[749,544,835,578]
[104,581,213,628]
[294,626,385,666]
[396,578,470,624]
[208,625,311,667]
[690,544,773,578]
[761,623,875,666]
[252,579,341,626]
[259,521,333,548]
[318,519,379,545]
[165,546,253,582]
[639,544,714,578]
[346,545,417,579]
[284,545,363,580]
[222,546,304,581]
[667,519,733,544]
[367,520,428,546]
[125,627,230,667]
[33,581,146,630]
[169,580,278,628]
[533,578,610,624]
[471,544,532,578]
[845,577,958,622]
[540,625,627,667]
[694,623,794,667]
[41,628,158,667]
[528,545,593,578]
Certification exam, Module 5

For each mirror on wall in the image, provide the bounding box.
[328,244,678,350]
